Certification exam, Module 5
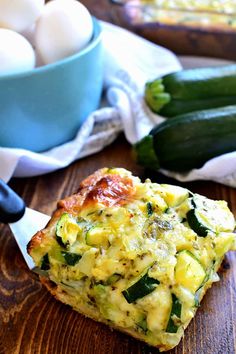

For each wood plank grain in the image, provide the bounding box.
[0,136,235,354]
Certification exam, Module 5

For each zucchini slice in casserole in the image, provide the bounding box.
[27,168,236,351]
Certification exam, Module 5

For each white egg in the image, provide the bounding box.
[35,0,93,65]
[0,0,44,33]
[0,29,35,75]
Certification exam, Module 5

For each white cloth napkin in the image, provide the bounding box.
[1,21,236,188]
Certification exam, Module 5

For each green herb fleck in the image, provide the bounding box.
[147,202,153,216]
[61,251,82,266]
[137,315,148,333]
[56,235,68,248]
[166,294,182,333]
[106,273,122,285]
[41,253,50,271]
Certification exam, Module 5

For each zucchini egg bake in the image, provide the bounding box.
[27,168,236,351]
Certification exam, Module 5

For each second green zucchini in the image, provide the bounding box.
[134,105,236,172]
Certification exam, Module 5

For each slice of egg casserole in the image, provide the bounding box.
[27,168,236,351]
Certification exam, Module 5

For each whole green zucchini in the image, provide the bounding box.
[145,65,236,116]
[160,96,236,117]
[134,105,236,172]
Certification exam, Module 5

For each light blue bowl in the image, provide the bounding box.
[0,17,103,152]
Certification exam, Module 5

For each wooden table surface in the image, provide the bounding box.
[1,2,236,354]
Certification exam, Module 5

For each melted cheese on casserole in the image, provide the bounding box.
[129,0,236,30]
[29,168,236,351]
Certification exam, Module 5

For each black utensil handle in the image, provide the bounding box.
[0,179,25,224]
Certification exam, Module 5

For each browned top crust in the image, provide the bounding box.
[27,168,135,255]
